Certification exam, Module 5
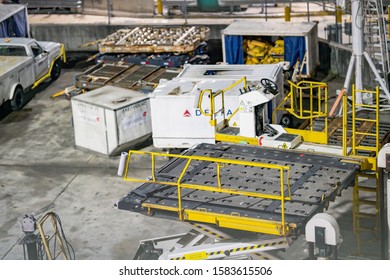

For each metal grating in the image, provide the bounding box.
[75,63,179,92]
[117,143,359,236]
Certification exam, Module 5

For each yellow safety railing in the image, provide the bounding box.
[197,77,246,129]
[123,150,292,236]
[342,86,379,170]
[342,91,348,156]
[342,86,381,255]
[351,85,380,170]
[37,212,69,260]
[272,80,328,144]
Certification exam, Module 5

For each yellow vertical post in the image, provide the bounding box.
[336,6,342,23]
[299,87,303,118]
[317,86,321,120]
[157,0,163,15]
[285,6,291,22]
[279,168,285,235]
[217,163,222,189]
[309,85,313,131]
[290,83,294,113]
[352,84,356,155]
[342,91,347,156]
[353,175,360,255]
[177,159,192,221]
[388,6,390,35]
[124,151,131,180]
[375,87,380,151]
[151,154,156,181]
[335,5,342,44]
[324,86,328,144]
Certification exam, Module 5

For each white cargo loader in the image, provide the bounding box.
[150,63,286,149]
[0,37,66,110]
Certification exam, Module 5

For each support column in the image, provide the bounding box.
[336,5,343,43]
[388,6,390,36]
[285,6,291,22]
[157,0,163,15]
[351,0,364,103]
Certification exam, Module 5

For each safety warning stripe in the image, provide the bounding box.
[189,222,227,240]
[170,241,287,260]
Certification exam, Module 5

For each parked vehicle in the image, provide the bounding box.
[0,37,66,110]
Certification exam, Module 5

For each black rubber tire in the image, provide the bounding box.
[10,87,24,111]
[280,114,294,128]
[51,59,62,81]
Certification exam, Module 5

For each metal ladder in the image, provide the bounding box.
[350,85,381,256]
[363,0,390,92]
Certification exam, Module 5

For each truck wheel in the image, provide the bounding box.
[280,114,294,128]
[51,59,61,81]
[10,87,24,111]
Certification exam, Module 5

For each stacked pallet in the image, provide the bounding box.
[74,62,180,92]
[99,26,210,54]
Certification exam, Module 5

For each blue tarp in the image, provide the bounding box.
[225,35,306,73]
[0,9,28,38]
[224,35,244,64]
[284,36,306,74]
[12,9,28,37]
[0,21,7,37]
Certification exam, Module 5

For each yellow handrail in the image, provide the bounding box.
[123,150,291,235]
[342,85,380,171]
[351,85,380,159]
[272,80,328,144]
[272,80,328,122]
[197,89,212,117]
[197,77,247,128]
[342,90,348,156]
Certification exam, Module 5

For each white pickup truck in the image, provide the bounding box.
[0,37,66,110]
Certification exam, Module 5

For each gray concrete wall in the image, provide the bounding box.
[30,23,228,52]
[31,22,380,90]
[324,38,378,88]
[31,24,128,52]
[83,0,155,16]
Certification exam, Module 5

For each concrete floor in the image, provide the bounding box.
[0,67,383,260]
[0,2,385,260]
[0,69,190,260]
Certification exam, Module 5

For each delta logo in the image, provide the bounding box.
[183,109,191,117]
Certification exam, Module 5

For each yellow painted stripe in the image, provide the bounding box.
[190,224,226,240]
[184,251,208,260]
[196,241,289,259]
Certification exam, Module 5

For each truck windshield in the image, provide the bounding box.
[0,46,27,56]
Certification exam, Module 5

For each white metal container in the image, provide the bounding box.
[71,85,151,156]
[151,64,284,149]
[221,21,319,77]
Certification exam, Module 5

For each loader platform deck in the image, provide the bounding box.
[116,143,360,236]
